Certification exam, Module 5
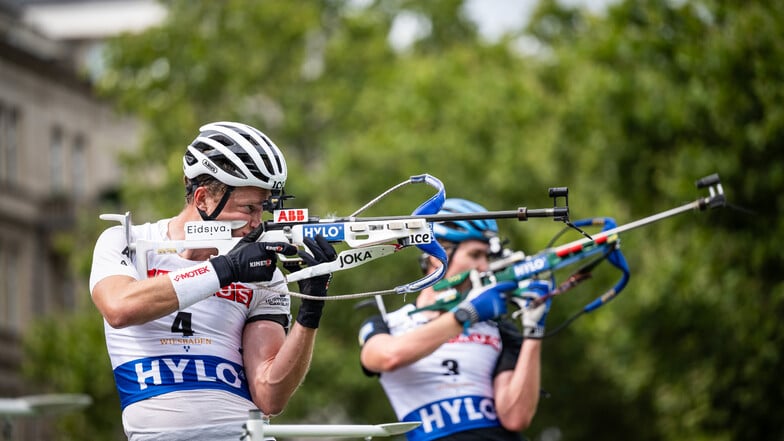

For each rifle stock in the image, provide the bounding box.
[417,173,726,320]
[99,174,570,294]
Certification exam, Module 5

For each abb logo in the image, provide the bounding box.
[274,208,308,223]
[149,268,253,308]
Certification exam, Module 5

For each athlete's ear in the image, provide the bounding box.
[192,185,211,212]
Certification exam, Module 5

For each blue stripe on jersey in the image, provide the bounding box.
[113,354,251,409]
[402,395,501,441]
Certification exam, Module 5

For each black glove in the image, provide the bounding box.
[288,235,337,329]
[210,225,297,286]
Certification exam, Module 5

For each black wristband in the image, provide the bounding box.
[295,305,324,329]
[296,295,325,328]
[209,255,234,287]
[294,275,329,329]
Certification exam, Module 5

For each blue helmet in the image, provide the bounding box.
[432,198,498,244]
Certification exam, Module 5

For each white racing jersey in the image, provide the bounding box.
[90,218,291,438]
[359,305,521,441]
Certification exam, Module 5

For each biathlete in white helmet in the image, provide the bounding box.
[90,122,336,441]
[358,198,551,441]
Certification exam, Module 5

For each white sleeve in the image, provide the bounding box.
[89,225,140,293]
[247,269,292,317]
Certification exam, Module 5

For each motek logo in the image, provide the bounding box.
[172,265,210,281]
[303,223,345,241]
[513,257,547,278]
[339,249,373,268]
[274,208,307,223]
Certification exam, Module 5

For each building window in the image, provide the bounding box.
[72,134,87,199]
[0,102,20,185]
[50,125,64,191]
[0,239,19,331]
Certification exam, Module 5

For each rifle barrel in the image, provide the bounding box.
[351,207,568,223]
[554,197,713,254]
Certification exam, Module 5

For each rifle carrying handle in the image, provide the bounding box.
[696,173,720,189]
[548,187,568,198]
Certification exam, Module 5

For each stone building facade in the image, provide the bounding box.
[0,1,155,438]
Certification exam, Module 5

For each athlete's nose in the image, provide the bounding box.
[476,256,490,272]
[248,213,262,230]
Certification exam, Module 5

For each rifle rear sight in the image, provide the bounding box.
[695,173,725,210]
[548,187,569,222]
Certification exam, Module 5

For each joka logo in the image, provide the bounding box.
[302,223,345,241]
[274,209,308,223]
[339,249,373,268]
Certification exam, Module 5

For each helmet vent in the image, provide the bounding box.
[211,157,247,180]
[245,152,272,183]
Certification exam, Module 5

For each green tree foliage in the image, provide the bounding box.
[25,0,783,439]
[22,309,123,441]
[521,1,783,440]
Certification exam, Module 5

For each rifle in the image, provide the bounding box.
[100,174,571,297]
[410,173,726,337]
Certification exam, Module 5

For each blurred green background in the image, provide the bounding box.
[23,0,783,439]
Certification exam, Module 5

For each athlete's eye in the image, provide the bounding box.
[247,205,265,215]
[467,250,489,260]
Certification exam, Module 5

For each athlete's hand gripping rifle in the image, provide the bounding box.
[100,174,571,296]
[416,173,726,335]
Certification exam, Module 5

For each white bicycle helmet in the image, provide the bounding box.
[183,121,287,190]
